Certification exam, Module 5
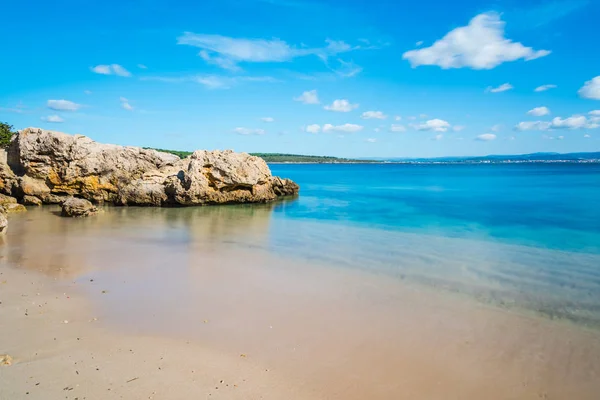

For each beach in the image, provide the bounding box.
[1,203,600,399]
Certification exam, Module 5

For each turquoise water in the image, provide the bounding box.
[264,163,600,327]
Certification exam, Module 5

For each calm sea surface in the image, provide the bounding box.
[267,163,600,327]
[4,163,600,328]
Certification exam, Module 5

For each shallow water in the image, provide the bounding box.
[2,164,600,398]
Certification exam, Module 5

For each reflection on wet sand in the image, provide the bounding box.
[2,205,600,399]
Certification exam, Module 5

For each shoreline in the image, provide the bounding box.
[2,207,600,399]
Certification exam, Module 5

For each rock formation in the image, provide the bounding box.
[61,197,98,217]
[0,128,299,207]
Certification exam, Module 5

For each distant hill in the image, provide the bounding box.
[147,148,600,164]
[146,149,367,163]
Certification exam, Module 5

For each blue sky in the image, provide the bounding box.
[1,0,599,158]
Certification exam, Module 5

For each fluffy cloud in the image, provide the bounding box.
[410,119,451,132]
[389,124,406,132]
[365,138,377,143]
[233,127,266,135]
[584,134,591,138]
[294,90,319,104]
[432,134,443,141]
[322,123,363,133]
[91,64,132,77]
[534,84,557,92]
[361,111,387,119]
[41,115,64,123]
[402,13,550,70]
[476,133,497,141]
[261,117,275,122]
[177,33,366,72]
[452,125,465,132]
[515,115,599,131]
[120,97,133,111]
[527,106,550,116]
[578,76,600,100]
[324,99,359,112]
[47,99,81,112]
[394,116,402,121]
[305,124,321,134]
[486,83,513,93]
[590,110,600,116]
[491,124,502,132]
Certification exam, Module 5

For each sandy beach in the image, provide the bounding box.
[1,207,600,399]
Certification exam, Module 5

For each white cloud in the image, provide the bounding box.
[534,84,557,92]
[416,41,424,46]
[361,111,387,119]
[527,106,550,116]
[542,134,555,140]
[419,113,428,119]
[143,74,276,89]
[294,90,319,104]
[390,124,406,132]
[515,115,599,131]
[137,64,148,69]
[410,118,451,132]
[84,90,92,95]
[395,115,402,121]
[486,83,513,93]
[91,64,132,77]
[119,97,134,111]
[233,127,266,135]
[261,117,275,122]
[452,125,465,132]
[322,123,363,133]
[402,12,550,70]
[579,76,600,100]
[305,124,321,134]
[515,121,551,131]
[324,99,359,112]
[550,115,588,129]
[491,124,502,132]
[557,136,564,140]
[589,110,600,116]
[41,115,64,123]
[365,138,377,143]
[177,33,365,72]
[432,134,443,141]
[47,99,81,112]
[476,133,497,141]
[584,134,591,138]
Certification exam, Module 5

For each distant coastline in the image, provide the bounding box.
[148,148,600,165]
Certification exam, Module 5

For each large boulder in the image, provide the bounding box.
[4,128,299,207]
[61,197,98,217]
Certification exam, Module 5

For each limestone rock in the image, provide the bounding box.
[0,193,17,205]
[5,128,299,207]
[271,177,300,197]
[5,203,27,213]
[22,195,42,206]
[0,207,7,234]
[61,197,98,217]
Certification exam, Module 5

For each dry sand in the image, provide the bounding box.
[1,208,600,399]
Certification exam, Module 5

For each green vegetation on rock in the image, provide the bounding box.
[0,122,16,148]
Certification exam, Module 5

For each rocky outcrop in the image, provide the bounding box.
[1,128,299,207]
[61,197,98,217]
[0,206,7,234]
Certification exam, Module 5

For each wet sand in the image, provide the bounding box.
[1,207,600,399]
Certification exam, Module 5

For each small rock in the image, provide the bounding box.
[5,203,27,213]
[0,207,7,234]
[22,195,42,206]
[61,197,98,218]
[0,354,13,366]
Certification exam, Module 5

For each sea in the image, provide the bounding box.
[4,163,600,329]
